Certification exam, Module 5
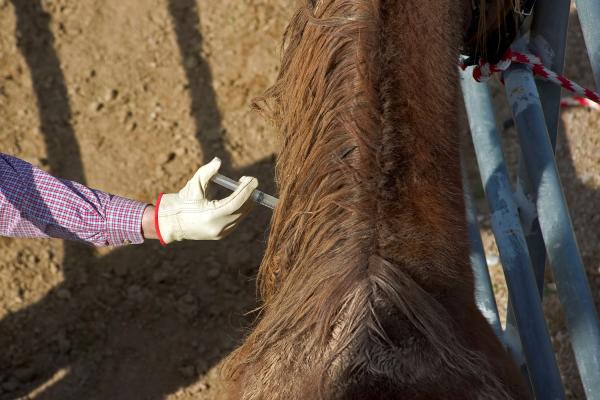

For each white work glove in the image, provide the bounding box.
[156,157,258,244]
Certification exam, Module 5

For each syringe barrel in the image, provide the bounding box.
[210,173,278,209]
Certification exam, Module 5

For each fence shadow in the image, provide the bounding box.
[1,1,274,399]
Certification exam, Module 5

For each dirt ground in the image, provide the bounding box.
[0,1,598,399]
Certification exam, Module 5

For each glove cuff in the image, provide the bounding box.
[155,192,167,247]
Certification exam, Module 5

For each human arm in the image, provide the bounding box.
[0,153,257,246]
[0,153,146,246]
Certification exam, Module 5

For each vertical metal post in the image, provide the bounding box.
[504,61,600,400]
[506,0,572,340]
[461,69,565,400]
[513,0,572,295]
[575,0,600,86]
[530,0,572,146]
[463,166,502,337]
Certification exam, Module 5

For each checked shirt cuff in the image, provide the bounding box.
[105,196,147,246]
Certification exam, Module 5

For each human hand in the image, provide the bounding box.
[154,157,258,245]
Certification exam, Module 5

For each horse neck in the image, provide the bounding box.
[221,0,494,397]
[260,0,469,300]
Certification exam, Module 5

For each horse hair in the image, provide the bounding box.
[220,0,528,399]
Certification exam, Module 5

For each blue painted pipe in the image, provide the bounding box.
[460,68,565,400]
[575,0,600,87]
[504,60,600,400]
[516,0,572,291]
[463,165,502,337]
[529,0,572,147]
[506,0,572,353]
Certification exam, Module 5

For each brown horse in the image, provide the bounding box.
[221,0,530,398]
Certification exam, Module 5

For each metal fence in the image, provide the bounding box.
[461,1,600,399]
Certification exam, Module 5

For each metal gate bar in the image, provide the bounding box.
[460,70,566,399]
[515,0,571,295]
[461,2,600,393]
[503,0,573,368]
[576,0,600,86]
[503,41,600,398]
[464,166,502,337]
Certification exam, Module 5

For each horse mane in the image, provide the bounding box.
[471,0,521,62]
[221,1,527,399]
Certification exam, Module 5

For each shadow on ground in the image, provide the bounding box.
[0,1,274,399]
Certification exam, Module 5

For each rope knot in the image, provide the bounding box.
[472,49,514,82]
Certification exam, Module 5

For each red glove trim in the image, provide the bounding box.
[155,193,167,247]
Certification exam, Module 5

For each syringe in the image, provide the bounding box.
[210,173,278,210]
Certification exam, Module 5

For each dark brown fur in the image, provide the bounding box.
[221,0,530,399]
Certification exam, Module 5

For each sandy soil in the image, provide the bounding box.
[0,1,598,399]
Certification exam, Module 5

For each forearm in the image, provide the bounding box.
[0,153,147,246]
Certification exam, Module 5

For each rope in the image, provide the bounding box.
[560,96,600,110]
[462,49,600,110]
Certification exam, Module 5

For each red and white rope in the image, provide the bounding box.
[560,96,600,110]
[463,49,600,110]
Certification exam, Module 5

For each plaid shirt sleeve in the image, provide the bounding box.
[0,153,147,247]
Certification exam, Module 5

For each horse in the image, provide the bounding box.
[220,0,531,398]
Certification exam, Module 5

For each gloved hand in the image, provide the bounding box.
[155,157,258,245]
